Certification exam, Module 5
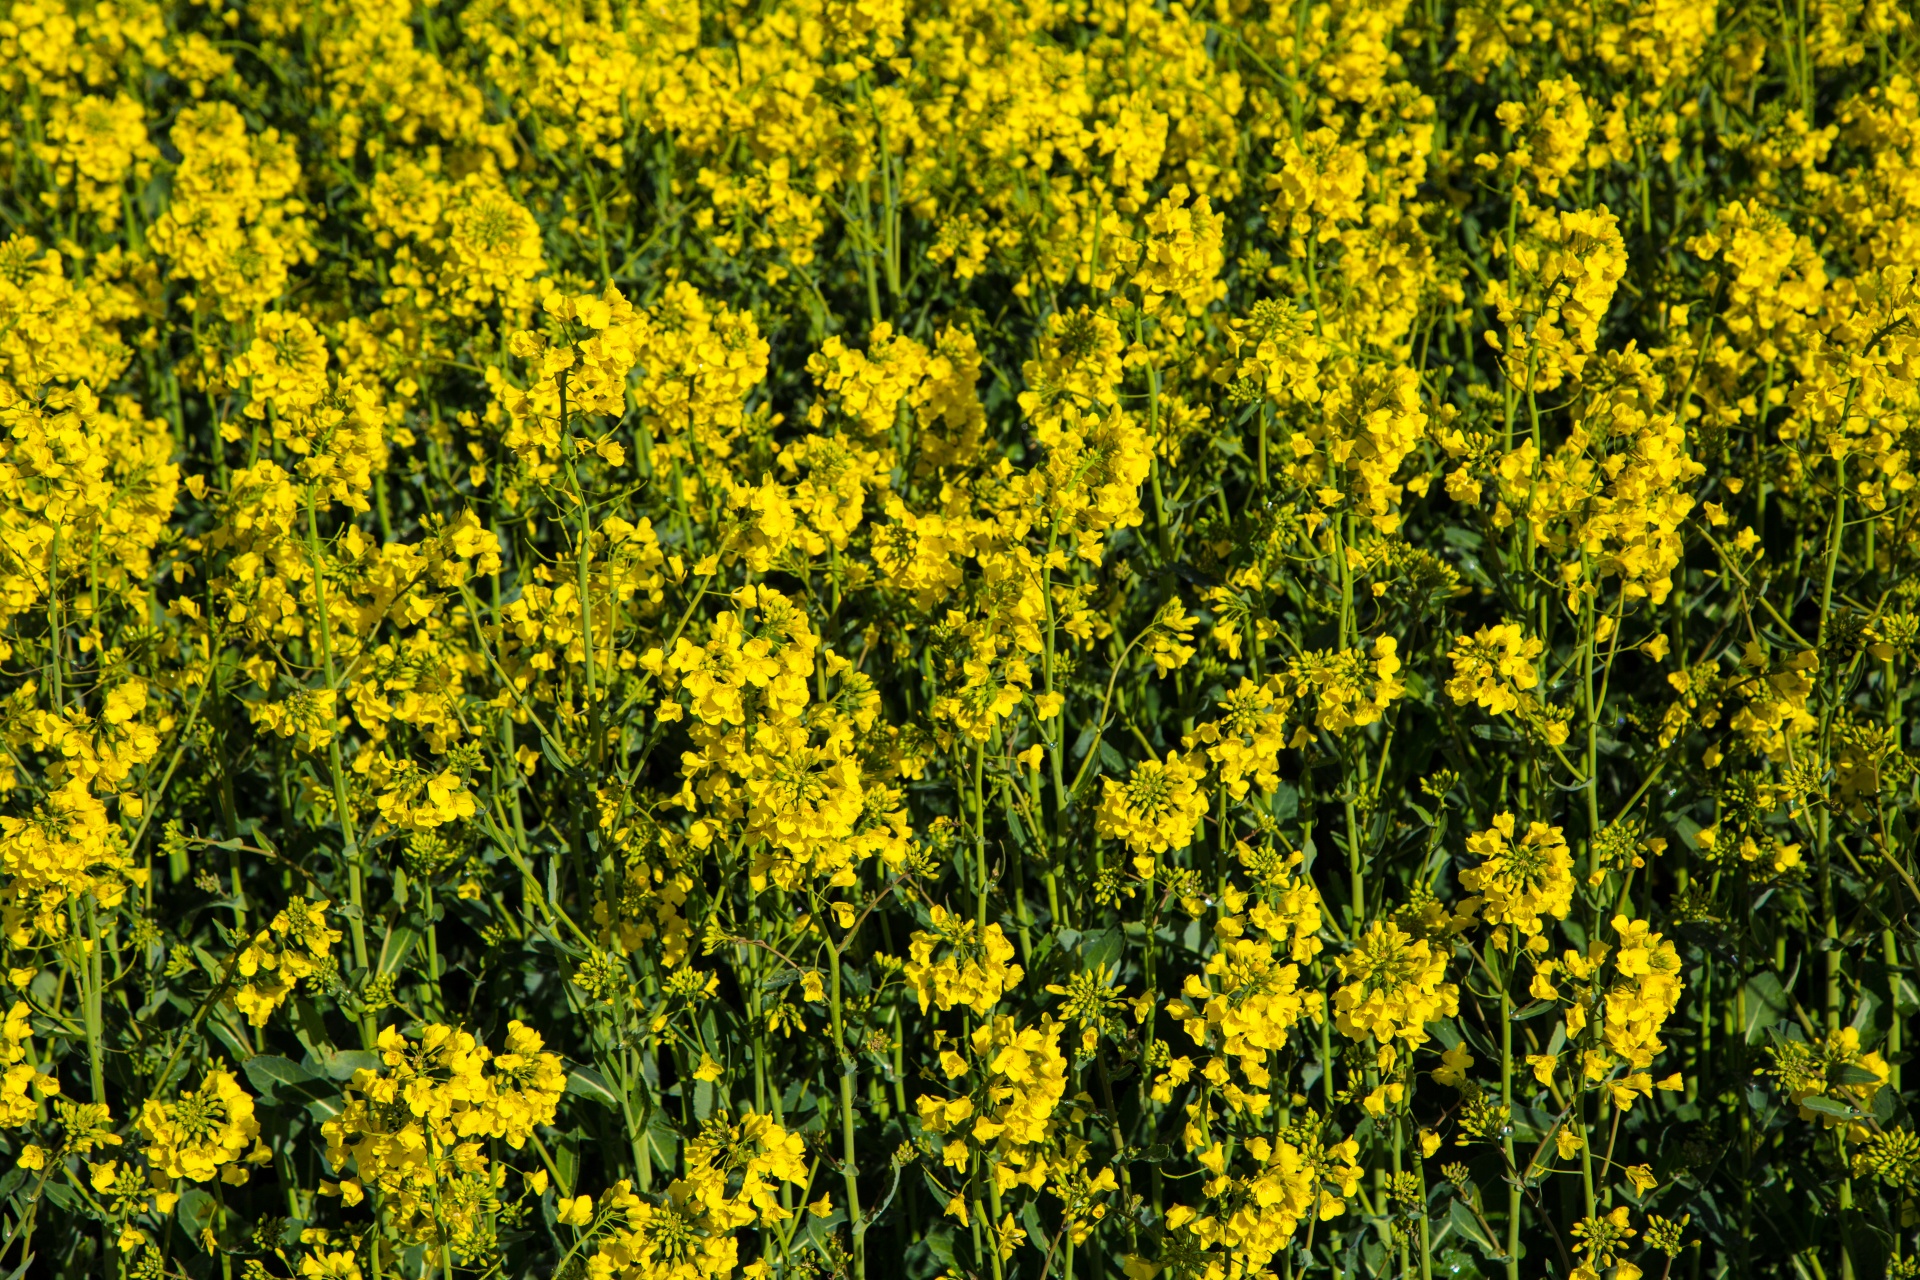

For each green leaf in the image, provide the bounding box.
[316,1049,380,1081]
[295,997,333,1057]
[207,1019,252,1064]
[243,1055,319,1101]
[1743,971,1791,1044]
[177,1187,219,1246]
[1831,1063,1884,1086]
[566,1065,621,1109]
[1799,1094,1854,1119]
[1021,1200,1048,1254]
[1081,928,1124,974]
[922,1224,959,1269]
[1511,1104,1555,1145]
[647,1109,680,1173]
[1448,1199,1503,1262]
[922,1165,958,1207]
[377,925,419,975]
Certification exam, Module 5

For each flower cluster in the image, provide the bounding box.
[321,1024,564,1263]
[137,1068,267,1184]
[903,906,1024,1016]
[1334,923,1460,1048]
[233,898,342,1026]
[1460,814,1575,940]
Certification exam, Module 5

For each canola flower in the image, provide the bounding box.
[0,0,1916,1277]
[1460,813,1575,941]
[136,1067,267,1185]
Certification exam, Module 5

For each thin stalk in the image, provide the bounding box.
[304,486,376,1050]
[829,943,865,1280]
[1501,971,1519,1280]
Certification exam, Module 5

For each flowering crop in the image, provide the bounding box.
[1,1,1919,1279]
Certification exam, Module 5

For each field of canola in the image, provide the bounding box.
[3,0,1920,1277]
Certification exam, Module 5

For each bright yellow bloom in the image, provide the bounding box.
[903,906,1023,1016]
[1334,922,1459,1046]
[1097,751,1209,855]
[1460,813,1574,938]
[138,1068,263,1184]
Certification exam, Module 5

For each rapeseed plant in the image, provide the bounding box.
[2,0,1919,1278]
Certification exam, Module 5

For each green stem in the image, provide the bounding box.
[80,898,105,1106]
[829,943,865,1280]
[1501,978,1518,1280]
[304,486,376,1050]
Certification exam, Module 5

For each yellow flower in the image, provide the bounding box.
[1572,1205,1636,1267]
[320,1022,566,1257]
[1460,814,1575,938]
[1764,1025,1890,1128]
[299,1251,365,1280]
[1603,915,1684,1069]
[1096,751,1209,855]
[137,1068,261,1184]
[1281,636,1407,735]
[1433,1043,1474,1088]
[1334,922,1459,1046]
[1446,623,1542,716]
[1191,680,1289,799]
[1169,933,1312,1109]
[903,906,1023,1016]
[1,1001,59,1124]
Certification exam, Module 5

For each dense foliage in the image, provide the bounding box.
[3,0,1920,1278]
